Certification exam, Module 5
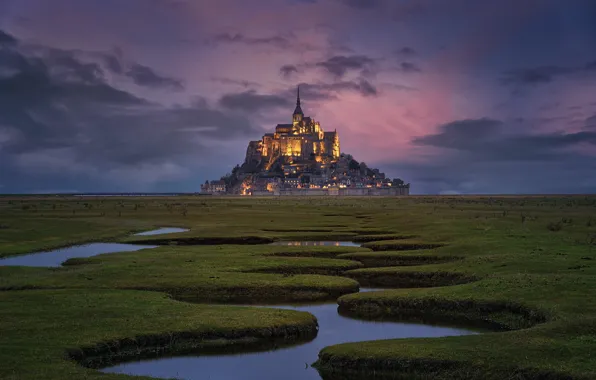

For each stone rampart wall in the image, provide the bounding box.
[263,186,410,197]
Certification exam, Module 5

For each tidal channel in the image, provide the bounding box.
[2,236,481,379]
[102,288,479,380]
[0,227,187,267]
[101,241,479,380]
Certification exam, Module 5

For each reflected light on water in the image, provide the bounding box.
[270,241,360,247]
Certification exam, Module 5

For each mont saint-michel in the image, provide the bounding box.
[202,88,410,196]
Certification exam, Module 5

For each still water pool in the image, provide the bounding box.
[269,241,360,247]
[0,226,189,267]
[134,227,189,236]
[0,242,157,267]
[102,290,479,380]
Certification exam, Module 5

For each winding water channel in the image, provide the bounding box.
[101,241,479,380]
[1,234,480,379]
[103,294,478,380]
[0,227,187,267]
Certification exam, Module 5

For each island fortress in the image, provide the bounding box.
[245,87,340,168]
[201,86,410,196]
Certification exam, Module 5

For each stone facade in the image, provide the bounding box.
[253,185,410,197]
[244,87,340,168]
[206,86,411,196]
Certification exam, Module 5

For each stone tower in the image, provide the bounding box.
[292,86,303,126]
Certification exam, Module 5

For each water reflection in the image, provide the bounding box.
[0,243,157,267]
[4,232,480,379]
[270,241,360,247]
[102,299,478,380]
[0,226,189,267]
[134,227,189,236]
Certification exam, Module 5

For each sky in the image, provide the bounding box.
[1,0,596,194]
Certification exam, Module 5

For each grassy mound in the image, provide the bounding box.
[348,229,396,235]
[0,244,361,303]
[261,228,334,233]
[124,235,275,245]
[362,240,446,251]
[337,251,461,267]
[2,195,596,379]
[267,246,371,259]
[246,260,363,275]
[315,317,596,380]
[337,293,547,330]
[0,289,317,379]
[345,268,478,288]
[352,234,418,243]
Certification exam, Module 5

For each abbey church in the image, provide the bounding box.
[244,87,340,168]
[201,87,409,196]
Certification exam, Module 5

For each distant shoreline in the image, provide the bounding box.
[1,193,595,197]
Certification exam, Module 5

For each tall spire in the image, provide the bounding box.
[293,85,303,116]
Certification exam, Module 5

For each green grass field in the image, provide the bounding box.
[1,195,596,379]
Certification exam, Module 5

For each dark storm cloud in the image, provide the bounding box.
[287,83,336,101]
[126,63,184,90]
[36,47,184,91]
[351,79,377,96]
[387,117,596,194]
[413,118,596,162]
[208,32,320,52]
[0,30,257,190]
[51,61,105,86]
[94,48,184,90]
[585,115,596,130]
[211,76,260,88]
[218,79,378,114]
[398,47,416,55]
[293,79,378,99]
[211,33,291,49]
[315,55,376,78]
[386,157,596,195]
[218,90,292,111]
[501,66,572,85]
[400,62,421,72]
[0,30,17,45]
[99,47,125,74]
[280,64,299,78]
[501,59,596,86]
[413,119,503,150]
[279,55,377,79]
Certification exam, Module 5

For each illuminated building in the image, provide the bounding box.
[205,86,410,196]
[244,87,340,169]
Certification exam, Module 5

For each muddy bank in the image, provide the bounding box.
[345,271,478,289]
[337,296,548,331]
[69,318,318,369]
[127,236,275,246]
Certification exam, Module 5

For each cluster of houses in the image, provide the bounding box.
[200,153,409,196]
[201,180,227,194]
